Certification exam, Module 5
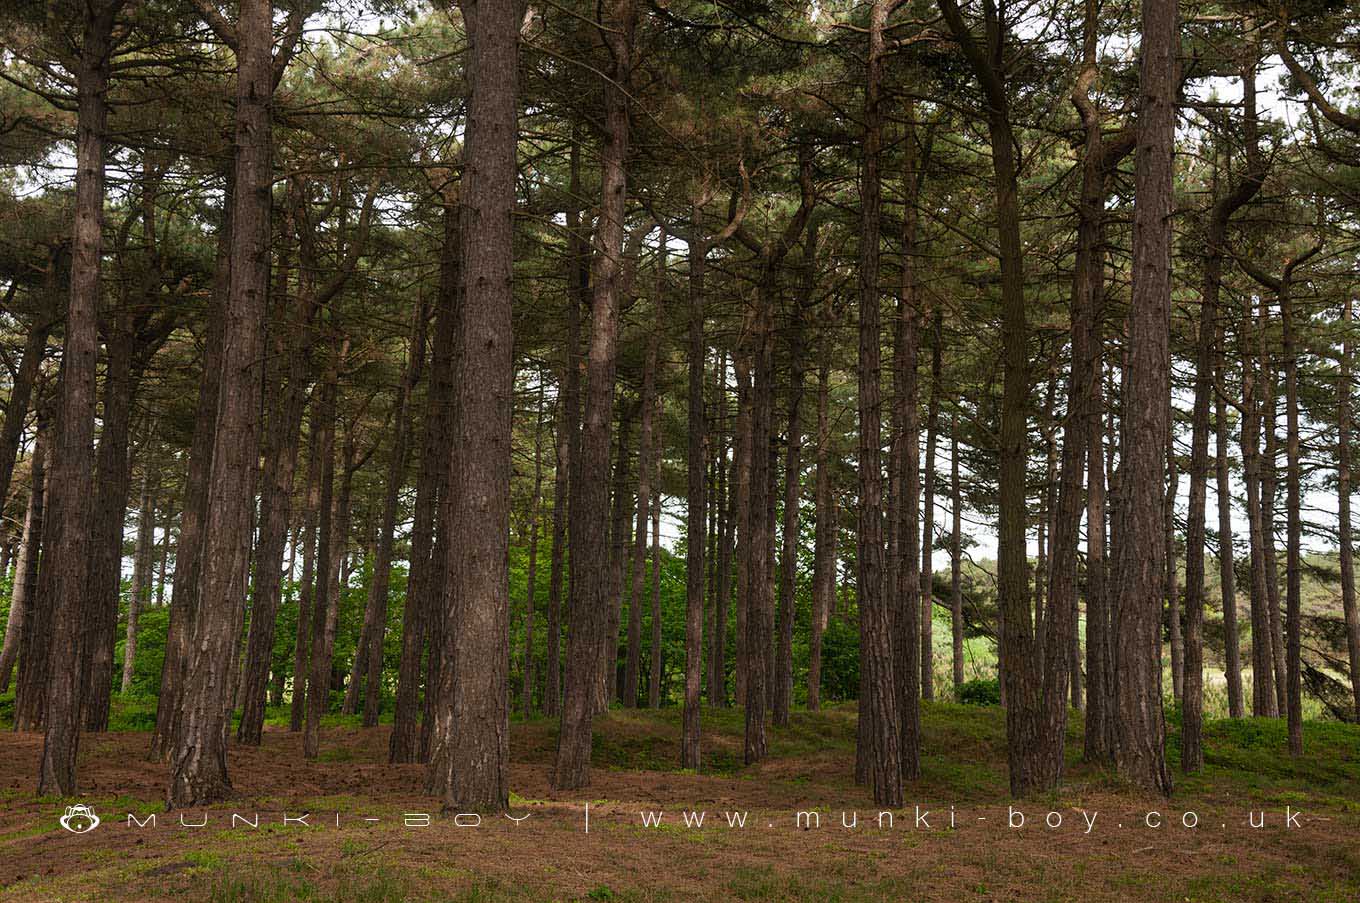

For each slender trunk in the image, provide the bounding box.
[604,405,635,710]
[648,449,663,708]
[1242,301,1277,717]
[809,321,833,711]
[1281,273,1303,756]
[1215,354,1244,718]
[855,0,903,806]
[732,355,752,709]
[712,357,732,706]
[524,382,546,718]
[920,313,942,700]
[1166,436,1182,704]
[390,203,459,762]
[40,0,119,795]
[0,317,53,527]
[1261,371,1287,716]
[553,0,636,791]
[1338,298,1360,719]
[627,237,664,708]
[772,304,806,726]
[949,413,964,692]
[290,415,322,732]
[682,206,707,766]
[122,470,155,693]
[302,361,341,760]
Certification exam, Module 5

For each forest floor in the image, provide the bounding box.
[0,703,1357,902]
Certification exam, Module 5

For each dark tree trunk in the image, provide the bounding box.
[1261,375,1287,716]
[772,285,806,727]
[1339,298,1360,720]
[553,0,636,791]
[1112,0,1176,795]
[854,0,903,807]
[523,381,546,718]
[0,316,53,528]
[360,303,426,728]
[426,0,518,811]
[648,447,663,708]
[290,414,322,732]
[920,313,942,702]
[1215,353,1244,718]
[1242,298,1277,717]
[682,206,707,767]
[122,468,155,694]
[390,201,459,763]
[949,413,964,692]
[39,0,119,795]
[604,402,636,709]
[732,355,752,710]
[626,237,664,709]
[809,318,834,711]
[938,0,1038,796]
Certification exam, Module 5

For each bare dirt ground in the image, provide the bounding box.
[1,707,1357,901]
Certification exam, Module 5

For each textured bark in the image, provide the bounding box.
[854,0,903,807]
[426,0,517,811]
[0,425,47,695]
[14,420,56,731]
[389,202,458,763]
[604,402,636,709]
[553,0,635,791]
[1166,437,1182,705]
[39,0,119,796]
[681,200,709,765]
[710,357,732,706]
[169,0,295,807]
[1112,0,1176,795]
[1261,379,1287,716]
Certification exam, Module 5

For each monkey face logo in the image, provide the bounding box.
[59,804,100,834]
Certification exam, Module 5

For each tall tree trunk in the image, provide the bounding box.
[523,381,546,717]
[854,0,903,806]
[1261,372,1287,716]
[809,315,833,711]
[553,0,636,791]
[648,447,663,708]
[290,413,322,732]
[1242,299,1277,717]
[711,356,732,706]
[772,304,805,727]
[427,0,518,810]
[949,413,964,692]
[938,0,1037,796]
[168,0,298,807]
[920,312,942,701]
[626,236,664,708]
[39,0,120,795]
[1215,352,1244,718]
[0,316,53,526]
[683,204,707,766]
[1166,436,1182,705]
[1281,268,1303,757]
[604,404,635,709]
[302,358,341,761]
[1338,298,1360,719]
[732,355,752,710]
[1112,0,1176,795]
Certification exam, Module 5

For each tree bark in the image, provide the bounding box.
[1339,298,1360,720]
[523,381,546,717]
[39,0,120,796]
[426,0,518,811]
[122,468,156,694]
[1112,0,1176,795]
[854,0,903,807]
[553,0,636,791]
